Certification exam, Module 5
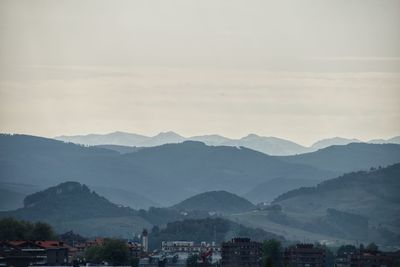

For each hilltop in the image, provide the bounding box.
[0,182,151,237]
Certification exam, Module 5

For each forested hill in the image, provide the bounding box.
[3,181,136,222]
[273,163,400,225]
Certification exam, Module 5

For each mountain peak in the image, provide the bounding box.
[242,133,260,139]
[153,131,183,138]
[23,181,92,208]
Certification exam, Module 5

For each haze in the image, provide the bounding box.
[1,0,399,145]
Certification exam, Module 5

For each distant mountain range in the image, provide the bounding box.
[0,134,334,206]
[55,131,400,156]
[2,134,400,207]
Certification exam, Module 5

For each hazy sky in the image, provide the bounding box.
[1,0,399,145]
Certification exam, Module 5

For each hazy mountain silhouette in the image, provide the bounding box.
[311,137,361,150]
[3,134,400,207]
[243,177,323,203]
[172,191,255,214]
[279,143,400,173]
[55,131,400,156]
[369,136,400,144]
[56,131,309,155]
[1,134,335,206]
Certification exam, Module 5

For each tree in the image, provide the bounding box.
[186,254,200,267]
[85,239,130,265]
[366,242,378,251]
[102,239,130,265]
[0,218,55,240]
[32,222,56,240]
[85,246,103,264]
[262,239,283,267]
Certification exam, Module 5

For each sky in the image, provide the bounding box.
[0,0,399,146]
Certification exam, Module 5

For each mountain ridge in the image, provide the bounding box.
[55,131,400,156]
[0,134,335,206]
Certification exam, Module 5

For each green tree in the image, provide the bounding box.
[32,222,56,240]
[85,245,103,264]
[186,254,199,267]
[102,239,130,265]
[366,242,378,251]
[262,239,283,267]
[0,218,55,240]
[85,239,130,265]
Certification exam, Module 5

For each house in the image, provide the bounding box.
[221,238,262,267]
[0,241,46,267]
[284,244,325,267]
[35,241,69,265]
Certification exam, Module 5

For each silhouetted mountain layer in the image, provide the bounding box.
[310,137,361,150]
[243,177,323,203]
[0,134,335,206]
[172,191,255,214]
[279,143,400,173]
[55,131,400,155]
[56,131,309,155]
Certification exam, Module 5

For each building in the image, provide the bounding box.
[0,240,69,267]
[128,241,143,258]
[142,229,149,253]
[221,238,262,267]
[284,244,325,267]
[0,241,46,267]
[347,249,399,267]
[162,241,220,253]
[35,241,69,265]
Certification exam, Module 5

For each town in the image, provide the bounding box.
[1,228,399,267]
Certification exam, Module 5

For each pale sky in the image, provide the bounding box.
[0,0,399,146]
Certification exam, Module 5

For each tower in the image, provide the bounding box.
[142,228,148,253]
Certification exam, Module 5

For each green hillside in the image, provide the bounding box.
[172,191,255,214]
